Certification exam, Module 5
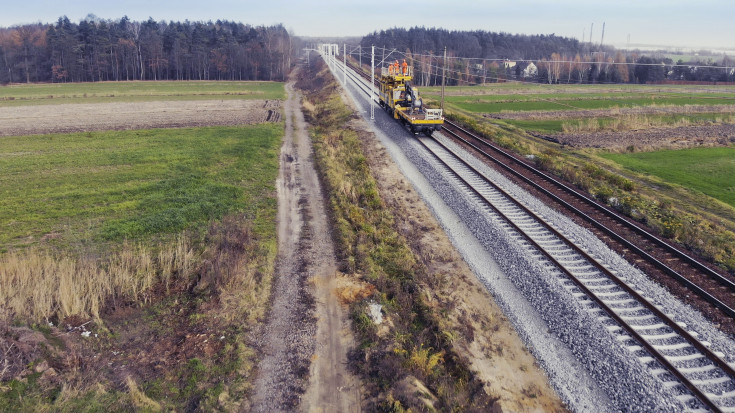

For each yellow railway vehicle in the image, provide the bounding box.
[377,63,443,136]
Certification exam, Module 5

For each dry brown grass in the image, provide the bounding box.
[0,237,194,322]
[203,216,275,325]
[334,272,376,304]
[497,103,735,121]
[126,376,162,412]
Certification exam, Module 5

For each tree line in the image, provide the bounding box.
[360,27,584,86]
[360,27,734,85]
[536,53,735,84]
[0,15,295,84]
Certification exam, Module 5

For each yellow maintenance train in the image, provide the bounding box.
[377,60,443,136]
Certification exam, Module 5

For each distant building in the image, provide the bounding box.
[522,62,538,78]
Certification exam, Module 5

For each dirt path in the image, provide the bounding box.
[296,96,361,413]
[249,69,360,412]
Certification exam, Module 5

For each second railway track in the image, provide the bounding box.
[334,56,735,410]
[418,133,735,412]
[343,59,735,331]
[441,120,735,331]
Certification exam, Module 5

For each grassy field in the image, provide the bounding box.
[423,83,735,136]
[0,81,285,106]
[601,146,735,208]
[0,125,281,251]
[0,81,284,411]
[423,83,735,96]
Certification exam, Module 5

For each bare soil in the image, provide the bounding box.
[553,124,735,149]
[0,99,279,136]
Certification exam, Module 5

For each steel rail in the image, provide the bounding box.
[342,57,735,411]
[417,134,734,412]
[442,120,735,319]
[347,58,735,308]
[446,119,734,289]
[345,58,735,319]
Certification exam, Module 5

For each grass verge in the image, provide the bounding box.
[297,59,493,410]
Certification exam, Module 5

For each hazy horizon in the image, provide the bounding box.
[2,0,733,52]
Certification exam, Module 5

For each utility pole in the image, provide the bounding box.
[590,23,594,45]
[343,43,347,85]
[332,44,336,70]
[441,46,446,111]
[600,22,606,46]
[359,45,361,70]
[371,45,375,120]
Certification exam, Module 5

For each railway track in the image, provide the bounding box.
[344,59,735,330]
[441,121,735,327]
[417,133,735,412]
[334,57,735,410]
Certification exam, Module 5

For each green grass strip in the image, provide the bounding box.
[0,124,282,250]
[601,146,735,208]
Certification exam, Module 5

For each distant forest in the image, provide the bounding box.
[0,16,294,83]
[2,20,733,85]
[361,27,735,85]
[362,27,583,61]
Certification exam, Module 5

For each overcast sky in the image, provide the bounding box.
[2,0,733,51]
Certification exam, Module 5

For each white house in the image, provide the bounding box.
[522,62,538,78]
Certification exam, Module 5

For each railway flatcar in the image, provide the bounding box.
[377,60,443,136]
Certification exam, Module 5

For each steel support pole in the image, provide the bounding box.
[371,45,375,120]
[343,44,347,85]
[441,46,447,111]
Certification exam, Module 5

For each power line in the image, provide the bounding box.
[359,45,734,70]
[344,46,735,96]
